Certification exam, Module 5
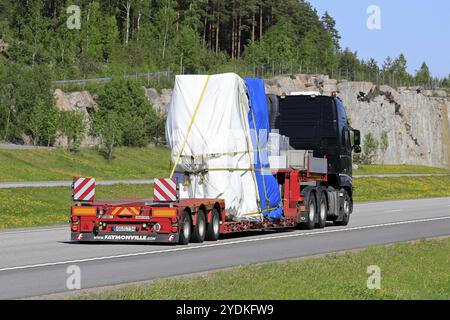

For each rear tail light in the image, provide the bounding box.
[72,206,97,216]
[152,208,177,217]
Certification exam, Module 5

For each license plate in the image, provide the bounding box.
[112,226,137,232]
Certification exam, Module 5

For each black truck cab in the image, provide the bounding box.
[267,93,361,196]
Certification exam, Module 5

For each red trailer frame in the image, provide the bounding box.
[70,167,328,244]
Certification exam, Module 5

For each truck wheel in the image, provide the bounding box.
[316,190,328,229]
[178,211,192,245]
[300,189,317,230]
[191,209,206,243]
[334,189,351,226]
[205,208,220,241]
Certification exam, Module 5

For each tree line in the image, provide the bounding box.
[0,0,448,154]
[0,0,342,77]
[1,0,446,82]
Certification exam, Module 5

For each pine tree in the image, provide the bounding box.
[154,0,178,63]
[12,0,51,66]
[321,11,340,50]
[391,54,410,85]
[339,49,361,80]
[415,62,431,86]
[298,30,317,71]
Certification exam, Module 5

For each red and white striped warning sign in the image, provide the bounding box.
[72,177,96,202]
[153,178,178,202]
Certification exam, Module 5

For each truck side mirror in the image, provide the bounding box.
[352,129,361,153]
[353,129,361,147]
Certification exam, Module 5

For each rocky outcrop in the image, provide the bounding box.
[54,89,97,113]
[265,75,450,168]
[53,89,100,148]
[144,87,172,113]
[0,39,8,53]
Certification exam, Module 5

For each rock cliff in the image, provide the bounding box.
[53,89,100,147]
[264,75,450,168]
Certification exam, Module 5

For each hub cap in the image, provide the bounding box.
[198,216,205,237]
[183,218,191,238]
[309,199,315,221]
[343,199,350,216]
[213,215,219,234]
[320,201,326,220]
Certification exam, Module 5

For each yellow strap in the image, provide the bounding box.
[179,150,254,158]
[241,206,280,217]
[169,75,211,178]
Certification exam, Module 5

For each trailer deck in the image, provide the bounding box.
[70,162,338,245]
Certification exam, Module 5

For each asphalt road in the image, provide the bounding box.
[0,197,449,299]
[0,143,54,150]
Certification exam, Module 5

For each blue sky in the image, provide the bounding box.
[308,0,450,77]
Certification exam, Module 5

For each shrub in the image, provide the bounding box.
[58,111,86,151]
[354,133,379,165]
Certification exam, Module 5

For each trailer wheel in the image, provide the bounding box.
[191,209,206,243]
[334,189,351,226]
[205,207,220,241]
[178,210,192,245]
[299,188,317,230]
[316,190,328,229]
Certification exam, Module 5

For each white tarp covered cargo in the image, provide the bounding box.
[165,73,260,219]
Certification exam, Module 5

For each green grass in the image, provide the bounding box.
[2,147,448,182]
[0,147,171,182]
[74,237,450,300]
[354,164,450,175]
[0,184,154,229]
[354,176,450,202]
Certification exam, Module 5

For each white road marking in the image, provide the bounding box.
[0,215,449,273]
[384,209,403,213]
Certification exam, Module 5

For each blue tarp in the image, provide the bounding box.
[244,78,283,220]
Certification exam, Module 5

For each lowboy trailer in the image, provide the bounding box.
[71,152,350,245]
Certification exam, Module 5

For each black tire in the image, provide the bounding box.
[205,207,220,241]
[334,189,351,226]
[178,210,192,245]
[316,190,328,229]
[299,188,317,230]
[191,209,206,243]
